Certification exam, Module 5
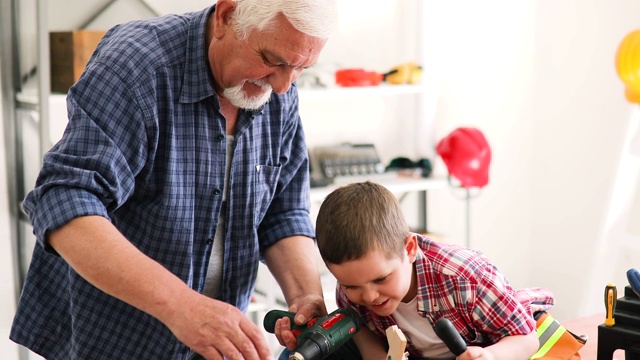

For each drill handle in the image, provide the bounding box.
[263,309,309,334]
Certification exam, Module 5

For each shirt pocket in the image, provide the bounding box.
[253,164,281,224]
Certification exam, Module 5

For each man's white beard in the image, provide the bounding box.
[223,79,272,110]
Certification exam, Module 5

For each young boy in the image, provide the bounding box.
[311,181,555,360]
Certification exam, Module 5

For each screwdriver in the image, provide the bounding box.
[604,283,617,327]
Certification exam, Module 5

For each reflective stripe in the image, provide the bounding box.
[530,315,566,359]
[536,316,555,339]
[537,318,561,349]
[530,326,565,359]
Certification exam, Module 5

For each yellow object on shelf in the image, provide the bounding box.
[384,62,423,85]
[616,29,640,104]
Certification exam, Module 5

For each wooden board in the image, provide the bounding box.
[50,30,106,93]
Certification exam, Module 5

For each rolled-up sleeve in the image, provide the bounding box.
[23,62,148,252]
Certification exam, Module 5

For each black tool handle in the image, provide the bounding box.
[263,309,309,334]
[434,318,467,356]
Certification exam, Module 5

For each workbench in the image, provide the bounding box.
[562,313,631,360]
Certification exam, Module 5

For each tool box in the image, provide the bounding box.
[598,285,640,359]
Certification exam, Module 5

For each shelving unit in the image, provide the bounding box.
[310,172,446,203]
[298,83,428,98]
[310,173,447,236]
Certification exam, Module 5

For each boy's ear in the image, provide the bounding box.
[405,234,418,263]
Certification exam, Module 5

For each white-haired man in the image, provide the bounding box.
[10,0,338,359]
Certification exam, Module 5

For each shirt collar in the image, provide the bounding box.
[414,235,438,319]
[180,5,217,104]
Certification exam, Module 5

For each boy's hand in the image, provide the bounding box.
[457,346,496,360]
[274,315,298,350]
[273,294,327,350]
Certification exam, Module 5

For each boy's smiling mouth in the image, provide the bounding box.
[369,298,390,311]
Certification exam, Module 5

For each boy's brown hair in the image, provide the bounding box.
[315,181,410,264]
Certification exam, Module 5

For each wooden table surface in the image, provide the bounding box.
[562,313,627,360]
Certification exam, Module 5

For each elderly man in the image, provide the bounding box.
[10,0,338,359]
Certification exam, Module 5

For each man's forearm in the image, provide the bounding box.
[48,215,192,324]
[263,236,324,306]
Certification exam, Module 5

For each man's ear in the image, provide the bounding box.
[405,234,418,263]
[213,0,236,39]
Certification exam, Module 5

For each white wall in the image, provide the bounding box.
[530,0,640,319]
[424,0,640,321]
[423,1,538,289]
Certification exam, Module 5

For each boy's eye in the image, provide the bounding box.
[373,276,388,284]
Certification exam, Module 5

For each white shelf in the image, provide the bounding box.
[310,173,448,203]
[298,83,429,98]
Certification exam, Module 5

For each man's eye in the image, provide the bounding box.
[262,56,285,68]
[260,54,277,67]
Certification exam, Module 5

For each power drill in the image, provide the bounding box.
[263,307,361,360]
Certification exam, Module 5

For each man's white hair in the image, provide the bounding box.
[231,0,338,40]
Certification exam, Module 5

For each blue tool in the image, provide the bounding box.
[627,268,640,297]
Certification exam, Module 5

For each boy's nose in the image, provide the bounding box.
[361,287,378,304]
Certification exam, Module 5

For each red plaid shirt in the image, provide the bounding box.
[336,234,555,358]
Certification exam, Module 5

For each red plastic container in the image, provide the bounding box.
[335,68,383,87]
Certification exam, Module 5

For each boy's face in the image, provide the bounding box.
[327,234,418,317]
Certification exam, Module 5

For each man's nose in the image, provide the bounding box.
[270,67,300,94]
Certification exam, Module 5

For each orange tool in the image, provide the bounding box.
[604,283,617,327]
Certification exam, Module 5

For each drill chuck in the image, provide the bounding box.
[289,331,330,360]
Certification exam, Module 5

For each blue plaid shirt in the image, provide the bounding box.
[11,6,314,359]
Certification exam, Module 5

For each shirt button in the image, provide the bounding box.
[217,134,225,141]
[213,188,221,195]
[206,238,213,245]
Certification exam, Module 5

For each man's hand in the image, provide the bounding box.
[48,216,274,360]
[166,291,274,360]
[273,293,327,350]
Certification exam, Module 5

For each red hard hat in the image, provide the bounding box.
[436,127,491,188]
